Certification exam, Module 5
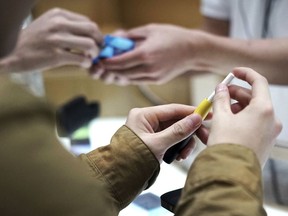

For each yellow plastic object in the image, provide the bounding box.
[194,98,212,119]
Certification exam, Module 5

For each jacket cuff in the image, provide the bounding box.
[80,125,160,209]
[187,144,263,200]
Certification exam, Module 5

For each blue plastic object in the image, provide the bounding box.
[93,35,135,64]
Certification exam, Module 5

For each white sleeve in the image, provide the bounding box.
[200,0,230,20]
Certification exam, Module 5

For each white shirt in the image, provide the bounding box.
[201,0,288,145]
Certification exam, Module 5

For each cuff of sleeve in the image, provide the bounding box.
[187,144,263,201]
[80,125,160,209]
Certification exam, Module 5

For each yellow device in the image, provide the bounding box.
[163,73,235,163]
[194,72,235,119]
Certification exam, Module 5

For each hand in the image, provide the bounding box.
[199,67,282,167]
[90,24,204,85]
[125,104,202,162]
[0,8,103,73]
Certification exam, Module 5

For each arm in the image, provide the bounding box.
[80,104,203,209]
[0,8,103,74]
[188,28,288,85]
[92,17,288,85]
[175,144,266,216]
[174,67,282,215]
[0,79,203,214]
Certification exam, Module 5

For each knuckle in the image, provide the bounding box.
[262,104,274,116]
[88,22,99,31]
[49,17,66,31]
[276,120,283,134]
[172,123,186,138]
[47,34,61,44]
[85,39,96,48]
[128,107,142,117]
[50,8,63,16]
[214,91,226,102]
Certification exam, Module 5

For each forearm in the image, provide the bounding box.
[175,144,266,216]
[188,31,288,85]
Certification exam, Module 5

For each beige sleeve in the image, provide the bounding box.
[175,144,267,216]
[80,125,160,210]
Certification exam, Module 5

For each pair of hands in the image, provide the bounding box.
[125,68,282,167]
[91,24,204,85]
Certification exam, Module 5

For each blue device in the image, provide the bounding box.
[93,35,135,64]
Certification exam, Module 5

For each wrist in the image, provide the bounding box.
[185,30,235,75]
[184,30,214,72]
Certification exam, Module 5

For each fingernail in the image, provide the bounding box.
[186,114,202,128]
[81,59,92,68]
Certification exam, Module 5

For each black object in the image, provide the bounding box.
[160,188,182,213]
[56,96,100,136]
[163,135,193,164]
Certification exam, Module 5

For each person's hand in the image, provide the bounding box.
[0,8,103,73]
[125,104,202,163]
[198,67,282,167]
[90,24,204,85]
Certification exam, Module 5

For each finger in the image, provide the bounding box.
[124,26,151,39]
[111,29,129,37]
[176,138,196,160]
[89,63,105,79]
[156,114,202,146]
[195,124,210,144]
[103,47,146,70]
[230,102,244,114]
[233,67,270,102]
[100,70,154,85]
[97,71,116,85]
[50,8,91,22]
[228,85,252,106]
[212,83,232,114]
[114,76,165,85]
[55,50,92,68]
[275,118,283,137]
[53,36,100,58]
[148,104,197,122]
[104,65,152,80]
[62,21,103,45]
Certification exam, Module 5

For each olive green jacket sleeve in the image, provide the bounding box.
[79,125,160,210]
[175,144,267,216]
[0,81,159,216]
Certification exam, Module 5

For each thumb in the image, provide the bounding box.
[125,26,150,39]
[213,83,231,114]
[158,114,202,148]
[111,29,128,37]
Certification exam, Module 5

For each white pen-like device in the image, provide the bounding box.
[163,72,235,164]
